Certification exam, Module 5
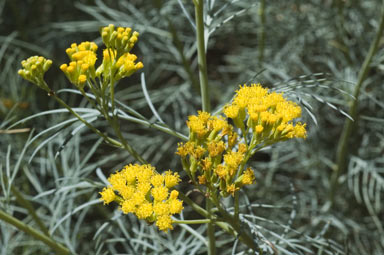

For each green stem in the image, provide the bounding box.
[173,219,211,224]
[0,209,70,254]
[53,89,146,164]
[108,114,147,164]
[258,0,266,64]
[179,192,254,250]
[330,1,384,206]
[52,94,124,149]
[206,198,216,255]
[118,114,188,141]
[234,191,240,224]
[194,0,210,112]
[11,185,49,236]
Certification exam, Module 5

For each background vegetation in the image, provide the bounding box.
[1,0,383,254]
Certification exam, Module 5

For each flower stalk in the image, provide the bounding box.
[330,1,384,206]
[0,209,70,255]
[194,0,210,113]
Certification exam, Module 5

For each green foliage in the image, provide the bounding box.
[1,0,384,254]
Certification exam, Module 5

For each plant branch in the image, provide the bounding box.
[330,1,384,206]
[0,209,70,254]
[194,0,210,112]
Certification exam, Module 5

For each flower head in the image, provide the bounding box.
[60,43,98,89]
[18,56,52,90]
[101,24,140,53]
[100,164,183,232]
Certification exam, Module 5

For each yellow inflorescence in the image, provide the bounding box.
[60,42,98,89]
[97,49,143,81]
[20,25,143,91]
[101,24,139,52]
[177,84,306,197]
[59,24,143,89]
[18,56,52,90]
[99,164,183,232]
[226,83,307,140]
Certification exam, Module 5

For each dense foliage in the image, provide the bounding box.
[1,0,383,254]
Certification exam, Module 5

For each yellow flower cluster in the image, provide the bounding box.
[224,83,306,140]
[59,24,143,89]
[177,84,306,197]
[99,164,183,232]
[18,56,52,90]
[96,49,143,81]
[177,111,254,196]
[101,24,139,53]
[60,42,98,89]
[19,24,143,92]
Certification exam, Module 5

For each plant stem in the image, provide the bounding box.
[52,94,123,149]
[194,0,210,112]
[0,209,70,254]
[11,185,49,236]
[329,1,384,206]
[258,0,266,64]
[173,219,211,224]
[206,198,216,255]
[234,191,240,224]
[52,93,146,164]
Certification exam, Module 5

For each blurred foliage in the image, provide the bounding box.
[1,0,384,254]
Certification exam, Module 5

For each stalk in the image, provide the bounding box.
[173,219,211,224]
[11,185,49,236]
[258,0,266,64]
[0,209,70,254]
[194,0,210,112]
[194,0,213,252]
[51,94,123,149]
[51,90,146,164]
[329,1,384,205]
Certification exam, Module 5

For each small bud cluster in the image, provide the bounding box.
[101,24,139,53]
[18,56,52,90]
[99,164,183,232]
[19,24,143,92]
[60,42,98,89]
[96,49,143,81]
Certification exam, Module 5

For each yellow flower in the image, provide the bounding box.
[226,184,239,196]
[242,168,255,185]
[18,56,52,90]
[223,104,240,119]
[99,187,116,204]
[121,199,136,214]
[101,24,140,52]
[151,186,169,201]
[207,141,225,157]
[151,174,164,187]
[215,165,228,179]
[60,46,97,89]
[224,151,244,171]
[169,199,183,214]
[101,163,183,232]
[153,202,169,216]
[200,157,212,171]
[164,171,180,188]
[156,215,173,232]
[136,202,153,219]
[198,175,206,184]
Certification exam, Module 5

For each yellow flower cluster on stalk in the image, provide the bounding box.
[99,164,183,232]
[60,42,98,89]
[19,24,143,91]
[18,56,52,91]
[177,84,306,197]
